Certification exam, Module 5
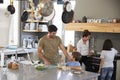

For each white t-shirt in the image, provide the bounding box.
[100,48,118,68]
[77,39,89,56]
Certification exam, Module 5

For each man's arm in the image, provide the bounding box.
[38,46,50,65]
[59,43,73,61]
[70,66,81,71]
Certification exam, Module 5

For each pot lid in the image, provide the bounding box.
[63,1,72,12]
[43,9,55,21]
[38,0,54,17]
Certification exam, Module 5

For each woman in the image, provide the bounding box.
[98,39,118,80]
[77,30,93,70]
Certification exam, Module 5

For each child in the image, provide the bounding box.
[98,39,118,80]
[66,52,81,70]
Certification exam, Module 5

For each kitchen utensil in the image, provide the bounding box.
[38,0,54,17]
[62,1,74,23]
[62,10,74,23]
[21,11,29,22]
[7,0,15,14]
[43,9,55,21]
[63,1,72,12]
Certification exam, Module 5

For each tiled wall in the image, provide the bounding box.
[75,31,120,52]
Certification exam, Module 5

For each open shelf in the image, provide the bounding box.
[26,19,48,23]
[65,23,120,33]
[23,30,42,32]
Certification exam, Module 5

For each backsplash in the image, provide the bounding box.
[75,31,120,53]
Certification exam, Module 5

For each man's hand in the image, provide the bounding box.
[89,50,95,56]
[67,56,74,61]
[44,60,51,65]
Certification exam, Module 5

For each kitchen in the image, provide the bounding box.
[0,0,120,80]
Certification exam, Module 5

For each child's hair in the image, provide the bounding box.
[102,39,113,50]
[72,52,81,61]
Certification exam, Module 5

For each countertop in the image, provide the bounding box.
[0,48,37,55]
[0,64,99,80]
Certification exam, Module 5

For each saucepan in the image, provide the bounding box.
[35,0,55,21]
[21,11,29,22]
[38,0,54,17]
[7,0,15,14]
[62,1,74,23]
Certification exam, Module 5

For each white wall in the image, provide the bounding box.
[0,7,11,47]
[0,1,20,47]
[74,0,120,20]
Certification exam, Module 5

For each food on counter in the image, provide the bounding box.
[35,63,47,71]
[8,62,19,70]
[35,66,47,71]
[8,62,12,69]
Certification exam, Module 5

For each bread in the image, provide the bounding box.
[8,62,19,70]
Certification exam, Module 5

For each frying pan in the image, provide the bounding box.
[35,8,55,21]
[62,10,74,23]
[62,1,74,23]
[38,0,54,17]
[63,1,72,12]
[21,11,29,22]
[35,0,55,21]
[7,0,15,14]
[43,9,55,21]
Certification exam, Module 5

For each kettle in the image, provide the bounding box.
[27,37,32,49]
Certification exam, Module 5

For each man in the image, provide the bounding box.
[77,30,93,70]
[38,25,72,65]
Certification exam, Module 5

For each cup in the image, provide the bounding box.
[30,23,35,30]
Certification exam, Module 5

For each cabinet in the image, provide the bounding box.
[65,23,120,33]
[20,0,49,48]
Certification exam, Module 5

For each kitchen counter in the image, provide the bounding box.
[0,48,37,67]
[0,48,37,55]
[0,65,99,80]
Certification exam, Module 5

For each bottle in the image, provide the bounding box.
[23,38,27,48]
[82,16,87,23]
[34,39,38,48]
[27,37,32,49]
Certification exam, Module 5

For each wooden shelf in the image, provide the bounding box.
[23,30,42,32]
[24,10,35,13]
[65,23,120,33]
[26,19,48,23]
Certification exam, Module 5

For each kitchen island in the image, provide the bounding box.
[0,65,99,80]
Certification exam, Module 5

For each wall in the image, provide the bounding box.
[74,0,120,20]
[73,0,120,52]
[0,1,20,46]
[0,7,11,47]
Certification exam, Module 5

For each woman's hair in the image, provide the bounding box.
[48,25,58,32]
[102,39,113,50]
[82,30,91,37]
[72,52,81,61]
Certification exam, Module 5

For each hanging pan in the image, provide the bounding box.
[21,11,29,22]
[38,0,54,17]
[62,1,74,23]
[7,0,15,14]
